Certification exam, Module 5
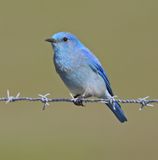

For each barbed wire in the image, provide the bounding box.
[0,90,157,110]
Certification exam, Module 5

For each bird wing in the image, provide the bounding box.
[80,48,114,96]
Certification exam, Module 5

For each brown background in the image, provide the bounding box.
[0,0,158,159]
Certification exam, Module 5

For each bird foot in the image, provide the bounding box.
[73,97,84,106]
[69,93,85,107]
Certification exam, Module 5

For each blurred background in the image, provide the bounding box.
[0,0,158,159]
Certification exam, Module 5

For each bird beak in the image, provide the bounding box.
[45,38,57,43]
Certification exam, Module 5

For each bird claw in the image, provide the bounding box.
[69,93,84,106]
[73,98,84,106]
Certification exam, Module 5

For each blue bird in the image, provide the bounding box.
[46,32,127,123]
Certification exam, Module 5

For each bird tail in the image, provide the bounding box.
[106,101,127,123]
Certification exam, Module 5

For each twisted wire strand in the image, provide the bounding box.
[0,90,157,110]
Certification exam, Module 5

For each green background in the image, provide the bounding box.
[0,0,158,159]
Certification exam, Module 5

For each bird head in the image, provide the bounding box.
[45,32,83,53]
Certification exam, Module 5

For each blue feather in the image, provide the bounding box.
[81,48,127,123]
[48,32,127,123]
[81,48,113,96]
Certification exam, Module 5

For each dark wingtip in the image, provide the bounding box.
[107,102,128,123]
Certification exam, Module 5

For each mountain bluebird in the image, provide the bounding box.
[46,32,127,123]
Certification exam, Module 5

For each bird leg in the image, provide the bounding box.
[73,94,84,106]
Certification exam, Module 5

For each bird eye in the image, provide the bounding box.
[63,37,68,42]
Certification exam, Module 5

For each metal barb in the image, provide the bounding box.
[138,96,153,110]
[109,95,117,106]
[38,93,50,110]
[0,91,157,110]
[6,90,15,104]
